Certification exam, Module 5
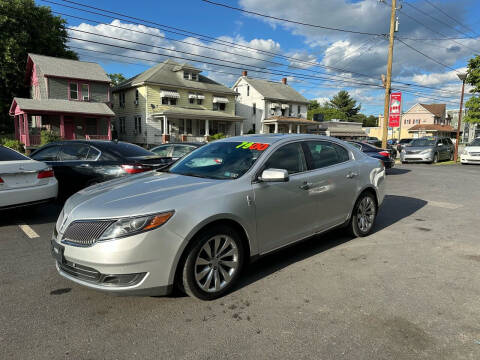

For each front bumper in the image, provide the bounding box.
[51,224,185,296]
[461,154,480,164]
[400,152,433,163]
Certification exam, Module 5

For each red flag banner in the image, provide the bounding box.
[389,92,402,128]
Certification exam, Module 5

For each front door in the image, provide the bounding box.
[253,142,318,253]
[64,118,75,140]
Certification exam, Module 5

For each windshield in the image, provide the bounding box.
[169,141,269,180]
[409,138,436,147]
[469,138,480,146]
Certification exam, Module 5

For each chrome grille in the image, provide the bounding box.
[62,220,115,246]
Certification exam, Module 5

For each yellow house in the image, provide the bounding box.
[112,59,243,145]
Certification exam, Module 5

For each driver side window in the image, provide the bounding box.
[263,142,306,174]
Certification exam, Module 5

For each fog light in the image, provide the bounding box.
[101,272,146,286]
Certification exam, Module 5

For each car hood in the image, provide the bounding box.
[63,171,220,221]
[465,146,480,152]
[405,146,434,152]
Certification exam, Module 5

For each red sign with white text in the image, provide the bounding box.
[388,92,402,128]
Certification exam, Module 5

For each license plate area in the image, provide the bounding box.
[51,239,65,264]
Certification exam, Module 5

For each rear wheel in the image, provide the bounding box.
[182,225,244,300]
[349,192,377,237]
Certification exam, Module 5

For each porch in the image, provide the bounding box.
[262,116,316,134]
[9,98,114,148]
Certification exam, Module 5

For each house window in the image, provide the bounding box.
[197,95,203,105]
[186,119,192,134]
[247,85,250,96]
[252,123,256,133]
[213,102,226,111]
[191,73,198,81]
[281,108,286,116]
[135,89,139,105]
[297,105,301,115]
[119,92,125,107]
[253,103,256,115]
[162,97,177,105]
[119,117,126,134]
[69,82,78,100]
[289,105,293,116]
[184,72,190,80]
[81,84,89,101]
[134,116,142,135]
[189,95,195,104]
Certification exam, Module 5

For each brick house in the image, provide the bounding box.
[9,54,114,149]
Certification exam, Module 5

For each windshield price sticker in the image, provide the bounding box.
[235,142,269,151]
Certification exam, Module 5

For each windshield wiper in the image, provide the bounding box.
[180,173,213,179]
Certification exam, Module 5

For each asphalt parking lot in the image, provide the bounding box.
[1,163,480,360]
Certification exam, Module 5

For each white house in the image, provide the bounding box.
[232,71,314,134]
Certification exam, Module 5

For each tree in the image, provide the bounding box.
[307,105,347,122]
[363,115,378,127]
[0,0,77,132]
[328,90,361,119]
[108,73,127,87]
[464,55,480,124]
[308,99,320,110]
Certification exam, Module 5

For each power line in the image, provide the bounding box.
[46,0,463,95]
[200,0,384,36]
[396,38,457,72]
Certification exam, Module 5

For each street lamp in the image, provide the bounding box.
[454,73,467,162]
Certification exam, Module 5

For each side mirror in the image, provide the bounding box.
[437,143,443,147]
[259,168,289,182]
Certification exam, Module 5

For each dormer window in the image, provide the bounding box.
[183,71,190,80]
[81,84,89,101]
[191,73,198,81]
[183,71,199,81]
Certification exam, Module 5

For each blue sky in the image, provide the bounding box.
[37,0,480,116]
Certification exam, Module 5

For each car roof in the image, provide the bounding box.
[153,142,203,147]
[219,133,339,145]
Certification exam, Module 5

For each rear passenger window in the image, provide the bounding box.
[86,147,100,160]
[263,142,306,174]
[305,141,350,169]
[31,145,60,161]
[59,144,90,161]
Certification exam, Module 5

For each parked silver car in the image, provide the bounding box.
[400,137,454,164]
[51,135,386,300]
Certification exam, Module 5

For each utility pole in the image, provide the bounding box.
[454,73,467,162]
[381,0,397,149]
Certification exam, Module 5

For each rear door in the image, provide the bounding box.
[56,143,93,192]
[252,142,319,253]
[302,140,359,230]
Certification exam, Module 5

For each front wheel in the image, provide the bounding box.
[349,193,377,237]
[181,226,245,300]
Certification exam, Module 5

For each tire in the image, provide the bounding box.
[349,192,377,237]
[432,153,439,164]
[401,161,407,164]
[181,225,245,300]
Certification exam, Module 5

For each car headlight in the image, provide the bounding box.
[98,211,174,240]
[401,149,406,153]
[462,149,468,155]
[420,149,432,155]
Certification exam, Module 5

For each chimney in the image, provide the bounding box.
[242,70,248,77]
[282,77,287,85]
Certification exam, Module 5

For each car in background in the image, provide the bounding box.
[363,139,398,159]
[0,145,57,209]
[51,134,385,300]
[400,137,454,164]
[150,142,203,161]
[461,138,480,165]
[348,141,395,169]
[397,138,413,153]
[30,140,172,198]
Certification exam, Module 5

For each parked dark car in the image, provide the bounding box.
[348,141,395,169]
[362,139,397,159]
[397,138,413,152]
[150,142,204,161]
[30,140,172,198]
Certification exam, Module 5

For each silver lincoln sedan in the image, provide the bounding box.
[51,134,386,300]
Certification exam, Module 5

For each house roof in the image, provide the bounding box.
[113,59,237,94]
[28,54,110,82]
[152,106,243,121]
[10,98,114,117]
[263,116,316,125]
[237,77,309,104]
[419,103,446,118]
[408,124,455,132]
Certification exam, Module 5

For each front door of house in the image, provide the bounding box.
[64,118,75,140]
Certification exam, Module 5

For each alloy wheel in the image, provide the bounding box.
[194,235,239,293]
[357,197,375,233]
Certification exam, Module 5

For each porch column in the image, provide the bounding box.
[296,124,300,134]
[239,122,244,135]
[288,123,292,133]
[183,119,187,134]
[162,116,170,143]
[60,115,65,138]
[107,118,112,140]
[23,114,30,147]
[205,120,210,136]
[274,122,279,133]
[14,115,19,140]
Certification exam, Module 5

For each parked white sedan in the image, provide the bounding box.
[461,138,480,165]
[0,145,58,209]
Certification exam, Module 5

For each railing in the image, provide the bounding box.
[19,134,41,147]
[30,135,41,146]
[86,134,110,140]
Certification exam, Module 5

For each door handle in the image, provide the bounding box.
[346,172,359,179]
[78,164,91,168]
[299,182,312,190]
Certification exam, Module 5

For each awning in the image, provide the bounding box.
[270,103,280,109]
[281,104,289,109]
[196,94,205,100]
[160,90,180,98]
[213,97,229,103]
[188,94,197,99]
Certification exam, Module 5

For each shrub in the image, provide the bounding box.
[210,133,226,141]
[2,139,24,153]
[41,130,61,145]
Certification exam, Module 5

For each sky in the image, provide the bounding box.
[36,0,480,116]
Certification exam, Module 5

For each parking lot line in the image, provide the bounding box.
[426,200,463,210]
[18,223,40,239]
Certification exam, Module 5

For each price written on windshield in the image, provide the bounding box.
[235,142,270,151]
